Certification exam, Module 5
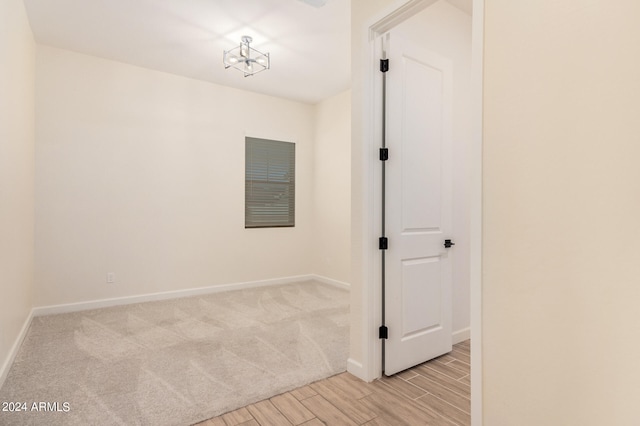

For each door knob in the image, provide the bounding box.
[444,239,455,248]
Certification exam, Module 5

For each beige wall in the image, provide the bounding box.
[313,90,351,283]
[0,0,35,376]
[35,46,317,306]
[483,0,640,424]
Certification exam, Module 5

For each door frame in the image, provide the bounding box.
[354,0,484,423]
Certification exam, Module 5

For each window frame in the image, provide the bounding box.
[244,137,296,228]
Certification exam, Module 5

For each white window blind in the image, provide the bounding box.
[245,137,295,228]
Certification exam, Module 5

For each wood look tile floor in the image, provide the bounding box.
[195,340,470,426]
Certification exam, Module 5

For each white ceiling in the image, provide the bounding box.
[23,0,471,105]
[446,0,472,15]
[24,0,351,104]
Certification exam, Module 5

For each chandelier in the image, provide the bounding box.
[223,36,270,77]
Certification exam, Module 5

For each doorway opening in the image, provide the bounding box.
[352,0,483,423]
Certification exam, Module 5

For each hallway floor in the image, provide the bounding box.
[197,340,471,426]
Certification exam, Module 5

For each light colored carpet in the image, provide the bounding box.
[0,280,349,425]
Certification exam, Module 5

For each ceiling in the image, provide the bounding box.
[24,0,351,104]
[23,0,471,105]
[446,0,472,15]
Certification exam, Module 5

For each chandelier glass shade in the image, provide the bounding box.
[223,36,270,77]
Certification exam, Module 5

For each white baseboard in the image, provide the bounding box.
[453,327,471,344]
[347,358,367,381]
[32,274,349,317]
[0,308,34,389]
[311,275,350,291]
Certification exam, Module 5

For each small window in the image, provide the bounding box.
[245,137,295,228]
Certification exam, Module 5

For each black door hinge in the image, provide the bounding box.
[379,237,388,250]
[379,148,389,161]
[380,59,389,73]
[379,326,388,339]
[444,239,455,248]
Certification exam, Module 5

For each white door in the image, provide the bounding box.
[384,34,454,376]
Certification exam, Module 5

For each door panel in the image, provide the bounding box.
[402,257,442,335]
[384,34,453,376]
[401,58,443,232]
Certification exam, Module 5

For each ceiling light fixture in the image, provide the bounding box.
[298,0,327,7]
[223,36,270,77]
